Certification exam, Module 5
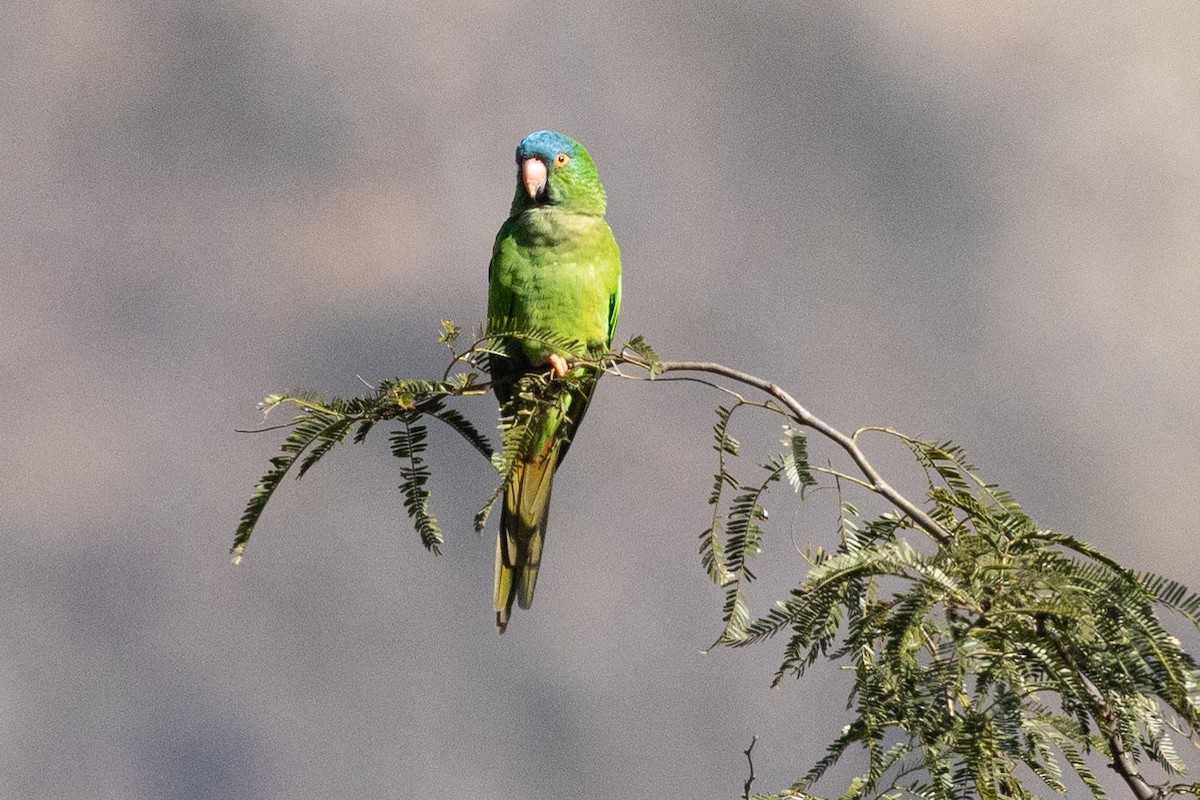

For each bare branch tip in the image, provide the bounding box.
[743,735,758,800]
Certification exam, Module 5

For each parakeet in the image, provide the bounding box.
[487,130,622,633]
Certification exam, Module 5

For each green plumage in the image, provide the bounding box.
[487,131,621,632]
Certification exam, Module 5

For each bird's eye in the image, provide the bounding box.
[554,152,570,167]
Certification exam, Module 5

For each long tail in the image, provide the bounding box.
[494,451,558,633]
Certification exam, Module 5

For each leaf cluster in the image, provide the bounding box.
[704,424,1200,799]
[237,331,1200,800]
[233,323,608,560]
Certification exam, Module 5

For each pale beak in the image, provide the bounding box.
[521,157,548,200]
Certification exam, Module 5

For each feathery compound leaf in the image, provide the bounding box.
[700,404,748,586]
[474,377,546,532]
[296,417,355,479]
[429,405,494,461]
[232,403,357,562]
[726,431,1200,798]
[1138,571,1200,627]
[623,334,663,378]
[437,319,461,348]
[715,459,792,645]
[781,426,818,495]
[236,372,493,559]
[484,319,589,362]
[699,523,732,585]
[713,404,741,457]
[390,418,442,553]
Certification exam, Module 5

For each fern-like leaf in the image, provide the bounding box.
[390,418,441,553]
[623,334,663,378]
[430,405,494,460]
[232,404,354,561]
[782,426,818,495]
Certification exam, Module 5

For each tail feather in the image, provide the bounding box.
[494,451,558,633]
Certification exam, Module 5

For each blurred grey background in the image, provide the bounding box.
[4,2,1198,797]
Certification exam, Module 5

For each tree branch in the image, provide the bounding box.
[238,334,1199,800]
[1098,694,1164,800]
[605,349,1182,800]
[1046,630,1164,800]
[620,356,953,545]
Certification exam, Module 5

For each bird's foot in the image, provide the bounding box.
[548,353,569,378]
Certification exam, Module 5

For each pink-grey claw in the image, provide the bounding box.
[549,354,568,378]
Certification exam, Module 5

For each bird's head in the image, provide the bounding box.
[510,130,606,216]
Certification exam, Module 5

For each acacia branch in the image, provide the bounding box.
[1097,693,1163,800]
[604,349,1176,800]
[1047,630,1164,800]
[619,356,953,545]
[238,334,1195,800]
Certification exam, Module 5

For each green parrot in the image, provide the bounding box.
[487,130,622,633]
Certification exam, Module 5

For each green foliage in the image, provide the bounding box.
[473,369,580,533]
[238,330,1200,800]
[705,415,1200,799]
[389,419,440,552]
[234,323,613,559]
[623,334,663,378]
[782,426,818,496]
[233,378,493,561]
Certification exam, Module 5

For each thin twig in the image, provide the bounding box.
[615,355,953,544]
[743,735,758,800]
[235,422,304,434]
